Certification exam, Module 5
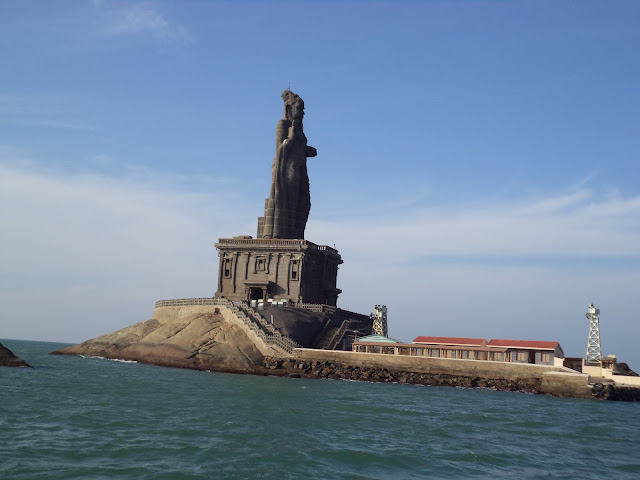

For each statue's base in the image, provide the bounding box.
[214,236,342,306]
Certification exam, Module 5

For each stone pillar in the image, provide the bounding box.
[217,252,224,294]
[232,252,240,293]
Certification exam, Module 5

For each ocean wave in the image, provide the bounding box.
[79,355,137,364]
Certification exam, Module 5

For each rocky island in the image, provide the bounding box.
[0,342,31,368]
[52,90,639,402]
[54,90,373,375]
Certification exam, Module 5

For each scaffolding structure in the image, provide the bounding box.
[585,303,602,364]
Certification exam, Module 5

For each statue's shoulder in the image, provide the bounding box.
[276,118,291,135]
[275,119,291,146]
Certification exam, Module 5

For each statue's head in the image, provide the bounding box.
[282,90,304,121]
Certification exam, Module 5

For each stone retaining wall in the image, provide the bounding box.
[293,348,575,380]
[261,348,595,399]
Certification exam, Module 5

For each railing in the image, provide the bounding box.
[154,297,300,354]
[294,303,337,314]
[217,238,303,247]
[237,301,277,335]
[155,298,222,308]
[215,238,339,255]
[221,300,301,354]
[258,330,300,354]
[325,320,350,350]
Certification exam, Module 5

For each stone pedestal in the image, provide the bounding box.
[214,237,342,306]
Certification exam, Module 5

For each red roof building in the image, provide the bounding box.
[352,333,565,367]
[487,339,560,350]
[413,336,486,346]
[410,336,565,366]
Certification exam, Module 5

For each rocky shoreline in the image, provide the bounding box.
[262,357,640,401]
[51,308,268,375]
[49,303,640,402]
[265,356,548,395]
[52,340,271,376]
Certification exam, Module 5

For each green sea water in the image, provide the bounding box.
[2,339,639,479]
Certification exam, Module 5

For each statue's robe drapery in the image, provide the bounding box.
[258,92,315,240]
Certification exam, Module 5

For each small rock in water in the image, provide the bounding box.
[0,343,31,368]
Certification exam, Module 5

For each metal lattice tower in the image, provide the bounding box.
[371,305,388,337]
[585,303,602,364]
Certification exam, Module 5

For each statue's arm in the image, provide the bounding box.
[275,119,290,149]
[287,120,317,157]
[278,119,316,157]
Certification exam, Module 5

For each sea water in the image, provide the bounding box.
[1,339,639,480]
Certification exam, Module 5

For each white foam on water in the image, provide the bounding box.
[80,355,137,364]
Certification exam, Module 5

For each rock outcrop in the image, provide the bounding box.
[51,308,267,374]
[613,362,639,376]
[0,343,31,368]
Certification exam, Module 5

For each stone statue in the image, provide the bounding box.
[257,90,317,239]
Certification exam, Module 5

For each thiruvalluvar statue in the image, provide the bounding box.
[257,90,317,239]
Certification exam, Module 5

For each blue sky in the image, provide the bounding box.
[1,1,639,367]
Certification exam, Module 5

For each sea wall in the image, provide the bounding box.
[263,348,595,399]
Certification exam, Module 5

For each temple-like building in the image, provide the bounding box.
[214,237,342,306]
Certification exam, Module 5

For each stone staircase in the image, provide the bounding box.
[154,297,373,354]
[223,299,302,355]
[314,320,351,350]
[155,297,301,355]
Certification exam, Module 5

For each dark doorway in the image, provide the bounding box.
[249,288,264,301]
[529,351,536,364]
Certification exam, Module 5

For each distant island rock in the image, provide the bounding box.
[0,343,31,368]
[51,307,268,374]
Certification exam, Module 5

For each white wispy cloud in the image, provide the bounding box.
[0,163,243,279]
[92,1,193,48]
[0,159,244,342]
[307,186,640,365]
[308,188,640,261]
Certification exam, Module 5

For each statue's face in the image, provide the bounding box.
[291,100,304,120]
